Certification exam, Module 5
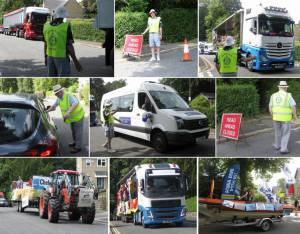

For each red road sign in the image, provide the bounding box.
[220,113,242,140]
[123,34,143,56]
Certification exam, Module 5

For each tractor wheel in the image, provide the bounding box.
[39,192,49,219]
[81,202,95,224]
[68,209,81,221]
[48,198,60,223]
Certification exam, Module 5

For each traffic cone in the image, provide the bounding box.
[182,38,192,62]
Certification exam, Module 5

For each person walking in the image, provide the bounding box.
[47,84,85,154]
[43,6,82,77]
[142,9,162,62]
[215,36,256,77]
[269,81,297,154]
[102,100,118,153]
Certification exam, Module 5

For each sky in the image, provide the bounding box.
[241,0,300,23]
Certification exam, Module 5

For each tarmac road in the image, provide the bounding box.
[0,34,113,77]
[0,207,108,234]
[199,215,300,234]
[110,218,197,234]
[44,97,89,157]
[90,125,215,157]
[115,43,198,77]
[199,54,300,77]
[217,123,300,157]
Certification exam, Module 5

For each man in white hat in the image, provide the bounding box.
[269,81,297,154]
[142,9,162,62]
[47,84,85,154]
[43,6,82,77]
[215,35,256,77]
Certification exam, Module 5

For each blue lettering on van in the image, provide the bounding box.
[119,117,131,125]
[184,111,200,116]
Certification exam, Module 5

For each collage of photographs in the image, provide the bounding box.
[1,0,300,234]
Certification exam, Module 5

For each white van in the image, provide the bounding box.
[100,81,210,152]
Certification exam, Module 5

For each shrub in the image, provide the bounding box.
[190,95,215,128]
[217,84,260,122]
[115,8,197,48]
[295,42,300,61]
[69,19,105,42]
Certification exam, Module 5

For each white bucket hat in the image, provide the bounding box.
[149,9,156,14]
[53,84,64,94]
[52,6,69,19]
[224,36,235,47]
[104,99,113,107]
[278,81,289,87]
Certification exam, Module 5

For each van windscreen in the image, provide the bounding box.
[149,91,191,110]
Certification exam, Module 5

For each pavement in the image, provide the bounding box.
[115,41,198,77]
[110,213,197,234]
[199,214,300,234]
[0,34,113,77]
[199,54,300,77]
[217,116,300,157]
[0,207,108,234]
[44,97,89,157]
[90,125,215,157]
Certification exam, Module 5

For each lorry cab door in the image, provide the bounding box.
[130,92,154,141]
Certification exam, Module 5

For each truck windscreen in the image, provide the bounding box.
[149,91,192,110]
[145,175,184,198]
[30,13,48,24]
[259,15,293,37]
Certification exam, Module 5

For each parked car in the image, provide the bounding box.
[0,198,9,207]
[0,94,59,156]
[204,43,217,55]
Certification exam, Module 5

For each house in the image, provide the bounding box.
[43,0,83,18]
[76,158,108,210]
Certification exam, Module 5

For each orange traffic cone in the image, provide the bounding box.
[182,38,192,62]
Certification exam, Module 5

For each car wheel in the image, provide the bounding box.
[152,131,168,153]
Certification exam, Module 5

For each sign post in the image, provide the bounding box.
[123,34,143,57]
[219,113,242,140]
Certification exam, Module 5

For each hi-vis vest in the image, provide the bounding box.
[271,91,292,122]
[218,47,238,73]
[148,17,161,33]
[44,22,69,58]
[103,107,114,125]
[59,92,85,124]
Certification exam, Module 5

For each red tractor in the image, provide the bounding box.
[39,170,97,224]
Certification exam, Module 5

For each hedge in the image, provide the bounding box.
[295,42,300,61]
[115,8,197,48]
[190,95,215,128]
[69,19,105,42]
[217,84,260,122]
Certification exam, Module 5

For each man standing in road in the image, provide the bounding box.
[269,81,297,154]
[43,6,82,77]
[215,36,256,77]
[47,84,85,154]
[142,9,162,62]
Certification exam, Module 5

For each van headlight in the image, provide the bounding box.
[174,116,184,129]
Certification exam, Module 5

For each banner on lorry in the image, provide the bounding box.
[221,164,240,200]
[220,113,242,140]
[257,181,276,203]
[32,176,51,190]
[123,35,143,56]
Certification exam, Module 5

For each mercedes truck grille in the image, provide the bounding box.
[265,43,293,58]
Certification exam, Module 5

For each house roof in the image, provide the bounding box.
[44,0,67,10]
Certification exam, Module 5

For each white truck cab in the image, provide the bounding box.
[101,81,210,152]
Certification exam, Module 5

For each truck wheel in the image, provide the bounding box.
[81,202,95,224]
[68,209,81,221]
[152,131,168,153]
[260,220,272,232]
[247,58,254,72]
[39,192,49,219]
[141,213,148,228]
[48,198,60,223]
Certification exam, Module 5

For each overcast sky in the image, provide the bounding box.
[241,0,300,23]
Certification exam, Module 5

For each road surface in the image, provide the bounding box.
[90,125,215,157]
[111,218,196,234]
[0,34,113,77]
[217,123,300,157]
[115,45,198,77]
[44,97,89,157]
[199,215,300,234]
[199,54,300,77]
[0,207,108,234]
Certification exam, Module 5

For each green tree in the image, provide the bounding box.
[0,78,18,93]
[17,78,34,93]
[90,78,106,110]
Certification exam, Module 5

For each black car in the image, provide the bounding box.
[0,198,9,207]
[0,94,59,156]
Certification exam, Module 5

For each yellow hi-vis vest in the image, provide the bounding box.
[43,22,69,58]
[271,91,292,122]
[148,17,161,33]
[59,92,85,124]
[218,47,238,73]
[103,107,114,125]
